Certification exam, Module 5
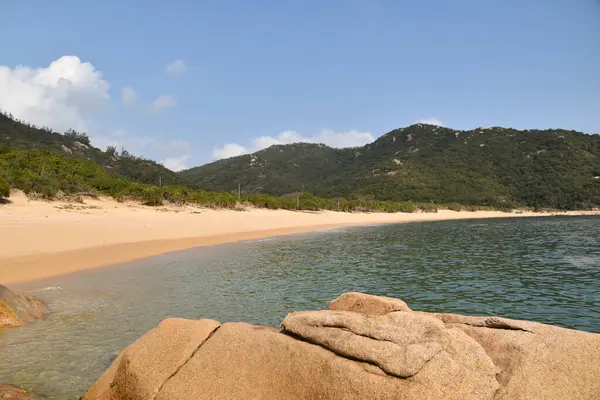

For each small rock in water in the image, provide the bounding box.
[0,384,35,399]
[0,285,47,328]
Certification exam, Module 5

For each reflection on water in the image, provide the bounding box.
[1,216,600,399]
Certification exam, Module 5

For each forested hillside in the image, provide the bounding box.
[2,109,599,211]
[181,124,600,210]
[0,112,431,213]
[0,112,184,186]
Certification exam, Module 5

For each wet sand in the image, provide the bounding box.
[1,191,597,284]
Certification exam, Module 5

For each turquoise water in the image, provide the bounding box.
[1,216,599,399]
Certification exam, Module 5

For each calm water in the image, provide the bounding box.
[1,216,600,399]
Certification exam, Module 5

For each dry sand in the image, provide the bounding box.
[1,191,598,285]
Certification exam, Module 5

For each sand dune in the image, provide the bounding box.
[1,191,597,285]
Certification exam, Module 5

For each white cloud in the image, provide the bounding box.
[162,155,190,171]
[91,129,192,166]
[414,118,444,126]
[121,86,137,107]
[310,129,374,148]
[212,129,374,160]
[0,55,109,132]
[213,143,247,160]
[95,131,189,153]
[150,94,176,113]
[0,56,193,168]
[165,60,187,75]
[89,134,119,150]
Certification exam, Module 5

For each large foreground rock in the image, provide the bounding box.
[84,292,600,400]
[0,285,46,328]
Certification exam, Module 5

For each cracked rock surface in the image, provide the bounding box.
[84,292,600,400]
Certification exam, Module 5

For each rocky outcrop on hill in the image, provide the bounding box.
[84,292,600,400]
[0,285,47,328]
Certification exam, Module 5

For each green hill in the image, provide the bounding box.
[181,124,600,210]
[0,111,184,186]
[2,110,599,211]
[0,112,422,212]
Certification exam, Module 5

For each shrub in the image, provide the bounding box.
[445,203,464,211]
[0,177,9,198]
[63,129,91,146]
[417,202,438,213]
[396,202,417,213]
[244,194,285,209]
[297,192,330,211]
[204,191,237,207]
[90,176,129,197]
[162,185,190,205]
[190,190,237,207]
[140,186,164,206]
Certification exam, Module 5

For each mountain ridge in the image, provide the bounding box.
[181,124,600,209]
[2,108,599,211]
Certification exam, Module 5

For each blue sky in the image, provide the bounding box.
[0,0,599,169]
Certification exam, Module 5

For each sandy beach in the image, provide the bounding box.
[1,191,598,285]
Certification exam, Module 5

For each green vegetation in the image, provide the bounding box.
[0,146,124,199]
[2,111,598,211]
[182,125,600,210]
[0,176,9,198]
[0,111,185,186]
[0,146,436,212]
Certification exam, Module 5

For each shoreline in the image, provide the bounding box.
[2,191,599,286]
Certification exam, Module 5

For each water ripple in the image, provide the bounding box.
[1,216,599,399]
